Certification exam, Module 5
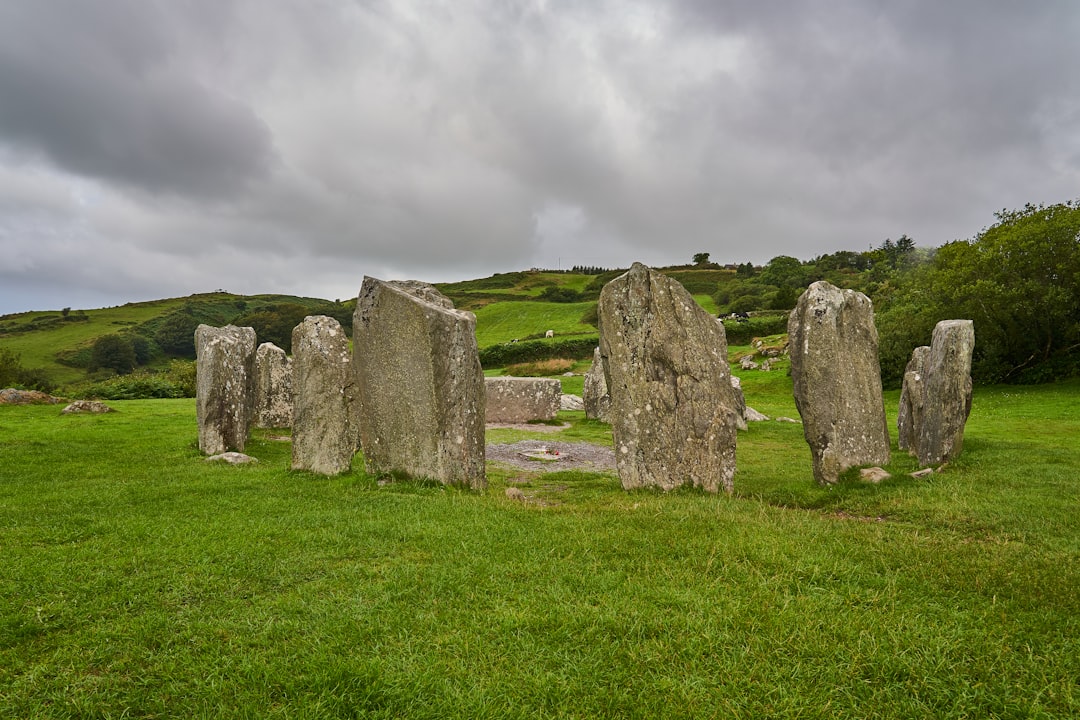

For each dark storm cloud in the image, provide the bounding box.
[1,0,1078,314]
[0,0,274,199]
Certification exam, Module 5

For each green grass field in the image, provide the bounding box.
[472,301,598,347]
[2,370,1078,718]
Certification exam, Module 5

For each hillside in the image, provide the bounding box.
[1,268,739,391]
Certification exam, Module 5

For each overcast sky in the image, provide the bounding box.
[2,1,1079,314]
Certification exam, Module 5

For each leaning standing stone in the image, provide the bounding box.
[291,316,354,475]
[917,320,975,466]
[598,263,739,493]
[788,281,890,484]
[353,278,486,489]
[582,347,611,422]
[897,345,930,453]
[254,342,293,428]
[195,324,257,455]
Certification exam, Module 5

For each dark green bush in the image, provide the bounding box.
[480,337,598,367]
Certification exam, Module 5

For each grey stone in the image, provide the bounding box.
[254,342,292,428]
[291,316,354,475]
[583,347,611,421]
[897,346,930,453]
[859,467,891,483]
[910,468,934,479]
[560,394,585,411]
[61,400,114,414]
[789,281,890,485]
[387,280,455,309]
[205,451,258,464]
[917,320,975,466]
[744,406,770,422]
[729,375,749,431]
[485,377,561,423]
[353,277,486,489]
[0,389,62,405]
[598,263,739,493]
[195,324,257,455]
[739,355,759,371]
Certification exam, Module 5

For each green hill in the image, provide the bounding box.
[1,270,729,392]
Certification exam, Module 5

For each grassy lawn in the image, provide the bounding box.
[1,373,1078,717]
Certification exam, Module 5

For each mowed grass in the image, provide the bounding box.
[1,376,1079,718]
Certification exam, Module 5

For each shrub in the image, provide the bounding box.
[480,337,598,367]
[89,335,136,374]
[505,358,575,376]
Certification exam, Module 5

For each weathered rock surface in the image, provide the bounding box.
[353,277,486,489]
[788,281,889,485]
[859,467,891,484]
[897,345,930,453]
[195,324,257,455]
[582,347,611,421]
[744,406,770,422]
[598,263,739,493]
[61,400,114,414]
[729,375,749,431]
[485,377,561,423]
[387,280,455,309]
[917,320,975,466]
[0,389,62,405]
[560,394,584,411]
[205,452,258,464]
[291,316,354,475]
[254,342,293,428]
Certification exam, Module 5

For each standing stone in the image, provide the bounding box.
[353,278,486,489]
[897,345,930,453]
[789,281,889,485]
[485,377,561,423]
[917,320,975,466]
[598,263,739,493]
[291,316,354,475]
[195,324,257,455]
[729,375,749,431]
[254,342,292,428]
[582,347,611,422]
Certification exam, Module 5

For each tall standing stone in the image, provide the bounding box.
[291,316,354,475]
[598,263,739,493]
[582,347,611,422]
[917,320,975,466]
[195,324,257,455]
[789,281,890,485]
[897,345,930,453]
[353,278,486,489]
[254,342,293,428]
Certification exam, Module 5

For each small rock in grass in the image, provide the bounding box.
[775,416,800,424]
[505,487,527,502]
[61,400,114,414]
[910,468,934,479]
[859,467,891,483]
[744,406,770,422]
[205,452,258,464]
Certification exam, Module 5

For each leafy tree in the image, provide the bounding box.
[692,252,711,265]
[538,286,582,303]
[154,310,201,357]
[736,262,756,278]
[759,255,807,288]
[89,334,137,375]
[877,201,1080,385]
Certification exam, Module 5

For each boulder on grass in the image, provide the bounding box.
[195,324,257,455]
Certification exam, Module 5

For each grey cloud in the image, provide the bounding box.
[0,0,274,199]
